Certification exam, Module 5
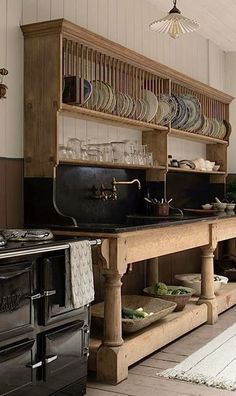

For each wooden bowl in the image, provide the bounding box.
[91,295,177,334]
[143,285,195,311]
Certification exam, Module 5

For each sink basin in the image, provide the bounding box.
[63,214,212,233]
[69,215,191,233]
[126,215,185,226]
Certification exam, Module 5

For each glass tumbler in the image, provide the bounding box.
[111,142,125,163]
[67,138,81,159]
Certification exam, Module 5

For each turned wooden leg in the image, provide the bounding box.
[96,273,128,384]
[103,273,123,347]
[147,257,159,286]
[198,246,218,324]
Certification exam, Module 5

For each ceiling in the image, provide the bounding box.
[147,0,236,52]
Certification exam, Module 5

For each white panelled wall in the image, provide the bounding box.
[0,0,234,168]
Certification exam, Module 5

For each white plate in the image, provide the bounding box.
[142,90,158,122]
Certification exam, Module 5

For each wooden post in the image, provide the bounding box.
[103,273,123,347]
[147,257,159,286]
[198,246,218,324]
[96,272,128,384]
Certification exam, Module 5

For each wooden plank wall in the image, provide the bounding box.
[0,158,23,228]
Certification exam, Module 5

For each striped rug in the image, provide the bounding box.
[158,322,236,391]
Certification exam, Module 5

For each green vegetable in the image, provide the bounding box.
[154,282,168,295]
[122,307,149,320]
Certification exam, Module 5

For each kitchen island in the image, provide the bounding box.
[55,213,236,384]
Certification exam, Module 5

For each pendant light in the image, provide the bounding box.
[149,0,200,39]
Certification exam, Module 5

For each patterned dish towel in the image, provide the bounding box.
[65,240,94,309]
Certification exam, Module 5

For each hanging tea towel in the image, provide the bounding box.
[65,240,94,309]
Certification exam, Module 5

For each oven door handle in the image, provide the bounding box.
[25,293,43,300]
[44,355,58,364]
[26,360,43,369]
[43,289,56,297]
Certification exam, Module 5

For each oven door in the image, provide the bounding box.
[40,252,85,326]
[0,261,34,341]
[0,338,36,396]
[42,321,88,392]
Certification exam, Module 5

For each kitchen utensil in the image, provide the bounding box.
[144,197,152,203]
[153,203,169,216]
[215,202,227,212]
[215,197,222,204]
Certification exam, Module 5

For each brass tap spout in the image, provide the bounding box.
[112,177,141,190]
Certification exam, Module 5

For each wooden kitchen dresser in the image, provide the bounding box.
[21,19,236,384]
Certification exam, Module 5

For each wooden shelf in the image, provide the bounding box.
[89,301,207,371]
[59,104,169,132]
[60,159,166,171]
[169,128,228,145]
[89,283,236,372]
[168,166,226,175]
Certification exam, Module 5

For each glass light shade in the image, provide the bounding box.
[149,3,200,39]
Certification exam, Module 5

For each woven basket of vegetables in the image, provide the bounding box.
[143,283,195,311]
[91,295,176,334]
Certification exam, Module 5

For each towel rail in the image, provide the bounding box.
[0,239,102,260]
[89,239,102,246]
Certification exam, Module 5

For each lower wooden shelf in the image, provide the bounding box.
[59,159,166,171]
[89,283,236,372]
[168,166,226,175]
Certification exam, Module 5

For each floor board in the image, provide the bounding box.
[87,306,236,396]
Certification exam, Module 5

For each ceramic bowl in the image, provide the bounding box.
[201,204,213,210]
[215,202,227,211]
[226,203,235,211]
[143,285,195,311]
[213,164,220,171]
[174,273,228,296]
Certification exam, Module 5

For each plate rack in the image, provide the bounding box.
[21,19,234,179]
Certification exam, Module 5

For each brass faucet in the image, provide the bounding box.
[91,177,141,201]
[112,177,141,191]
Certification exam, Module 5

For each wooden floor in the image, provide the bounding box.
[86,306,236,396]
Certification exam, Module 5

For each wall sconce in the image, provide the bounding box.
[0,68,8,99]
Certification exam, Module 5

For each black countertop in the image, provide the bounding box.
[49,212,236,234]
[1,212,235,255]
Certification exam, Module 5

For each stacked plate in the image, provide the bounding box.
[88,81,116,113]
[157,95,178,126]
[195,116,229,139]
[85,81,230,141]
[171,94,201,131]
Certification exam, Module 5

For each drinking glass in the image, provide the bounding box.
[67,138,81,159]
[111,142,125,163]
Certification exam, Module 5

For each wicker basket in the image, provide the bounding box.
[91,295,176,334]
[143,285,195,311]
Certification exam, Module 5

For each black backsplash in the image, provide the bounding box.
[25,165,146,226]
[55,165,146,224]
[24,165,225,227]
[147,173,225,209]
